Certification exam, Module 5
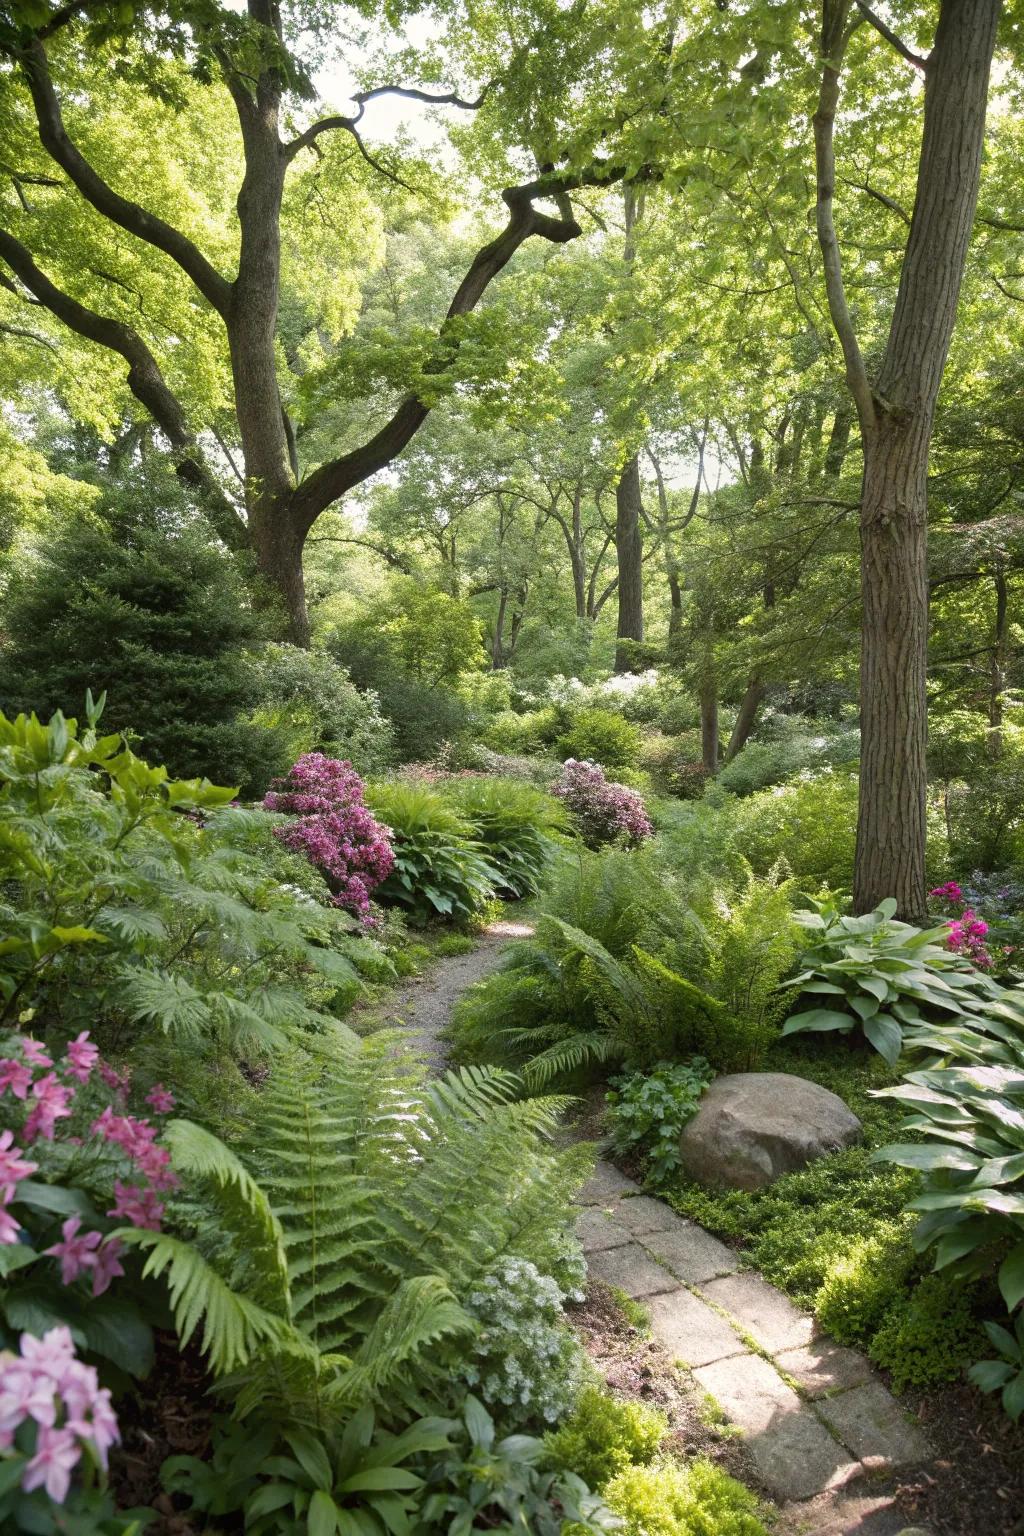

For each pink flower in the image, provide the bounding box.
[108,1181,164,1231]
[19,1326,76,1383]
[145,1083,175,1114]
[0,1128,37,1190]
[97,1060,130,1096]
[91,1238,125,1297]
[22,1424,81,1503]
[0,1058,33,1100]
[64,1032,98,1084]
[44,1216,102,1285]
[0,1362,57,1432]
[67,1384,119,1469]
[23,1071,74,1142]
[0,1204,21,1244]
[20,1038,52,1069]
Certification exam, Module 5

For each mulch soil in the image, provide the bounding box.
[891,1378,1024,1536]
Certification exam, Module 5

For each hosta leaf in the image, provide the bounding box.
[781,1007,853,1035]
[998,1242,1024,1312]
[862,1012,902,1064]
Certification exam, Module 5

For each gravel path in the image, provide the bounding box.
[377,919,533,1071]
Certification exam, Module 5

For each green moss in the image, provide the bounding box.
[431,933,478,957]
[609,1288,651,1334]
[546,1387,666,1490]
[602,1458,768,1536]
[814,1228,914,1345]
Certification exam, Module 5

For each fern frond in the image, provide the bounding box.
[327,1276,473,1408]
[116,1229,295,1374]
[117,967,211,1038]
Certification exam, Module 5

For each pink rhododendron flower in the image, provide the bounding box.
[0,1204,21,1244]
[145,1083,175,1114]
[22,1425,81,1503]
[264,755,395,920]
[44,1216,102,1285]
[0,1058,33,1100]
[929,881,963,904]
[23,1073,73,1142]
[551,760,653,848]
[64,1032,98,1084]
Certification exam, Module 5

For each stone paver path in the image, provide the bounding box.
[578,1160,932,1511]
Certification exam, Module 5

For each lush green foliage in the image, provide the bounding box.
[366,781,499,923]
[246,643,395,780]
[607,1061,713,1184]
[546,1387,667,1490]
[437,774,566,897]
[556,708,644,770]
[599,1458,767,1536]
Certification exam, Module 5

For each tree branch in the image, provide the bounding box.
[0,226,246,547]
[288,162,634,532]
[854,1,928,70]
[842,175,911,225]
[284,111,419,191]
[18,40,233,318]
[813,7,876,434]
[353,83,489,112]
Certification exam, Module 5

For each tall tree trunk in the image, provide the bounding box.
[989,565,1008,755]
[700,673,719,775]
[614,454,645,671]
[814,0,1000,921]
[492,588,509,668]
[724,679,765,763]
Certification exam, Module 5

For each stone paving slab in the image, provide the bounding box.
[694,1354,859,1502]
[645,1287,748,1368]
[579,1161,638,1205]
[815,1381,931,1467]
[586,1241,679,1299]
[614,1194,687,1237]
[776,1340,874,1399]
[643,1222,740,1284]
[576,1207,631,1253]
[701,1270,817,1353]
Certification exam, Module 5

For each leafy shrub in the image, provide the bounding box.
[959,871,1024,971]
[365,780,498,923]
[655,694,700,736]
[439,775,566,897]
[553,760,653,848]
[245,642,395,783]
[782,896,1004,1063]
[0,702,371,1059]
[868,1273,985,1392]
[0,483,275,793]
[813,1228,915,1345]
[422,1395,617,1534]
[557,708,643,770]
[460,1256,586,1426]
[601,1457,767,1536]
[607,1061,713,1183]
[468,744,564,785]
[264,754,395,920]
[547,1387,667,1490]
[945,743,1024,871]
[483,706,562,756]
[376,677,473,765]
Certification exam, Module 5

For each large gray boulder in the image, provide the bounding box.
[678,1072,862,1192]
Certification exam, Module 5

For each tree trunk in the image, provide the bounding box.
[700,675,719,774]
[989,565,1007,755]
[814,0,1000,921]
[724,679,765,763]
[614,455,645,671]
[492,588,509,668]
[251,507,310,646]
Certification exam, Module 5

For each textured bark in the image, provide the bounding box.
[724,680,765,763]
[700,675,719,775]
[614,455,645,672]
[814,0,1000,921]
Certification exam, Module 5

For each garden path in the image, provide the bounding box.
[394,929,932,1535]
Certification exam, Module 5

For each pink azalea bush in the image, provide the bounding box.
[263,753,395,920]
[0,1326,119,1504]
[929,881,994,968]
[551,759,653,848]
[0,1031,177,1294]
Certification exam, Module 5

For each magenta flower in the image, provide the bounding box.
[90,1237,125,1298]
[64,1032,99,1084]
[551,759,653,848]
[0,1058,33,1100]
[44,1215,102,1285]
[145,1083,175,1114]
[22,1424,81,1503]
[0,1203,21,1244]
[23,1073,73,1142]
[264,755,395,920]
[97,1060,130,1096]
[108,1181,164,1231]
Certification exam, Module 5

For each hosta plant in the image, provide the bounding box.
[782,897,1006,1063]
[366,781,499,923]
[437,776,566,898]
[873,1037,1024,1418]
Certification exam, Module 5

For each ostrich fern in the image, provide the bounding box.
[118,1030,582,1429]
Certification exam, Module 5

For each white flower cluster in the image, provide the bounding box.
[461,1257,585,1426]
